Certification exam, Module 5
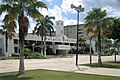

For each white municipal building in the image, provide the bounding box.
[0,20,95,56]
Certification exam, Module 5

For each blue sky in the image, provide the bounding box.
[0,0,120,32]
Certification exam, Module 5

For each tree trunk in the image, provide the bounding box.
[89,37,92,65]
[18,10,26,74]
[114,52,117,62]
[41,35,44,56]
[98,30,102,64]
[5,31,8,57]
[44,36,46,57]
[19,40,25,74]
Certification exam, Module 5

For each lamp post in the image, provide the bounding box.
[71,4,84,66]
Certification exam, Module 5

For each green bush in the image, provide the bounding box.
[46,46,54,55]
[0,56,8,60]
[28,52,45,59]
[24,48,31,58]
[102,53,111,56]
[10,57,19,59]
[101,48,109,54]
[11,53,20,57]
[110,48,116,54]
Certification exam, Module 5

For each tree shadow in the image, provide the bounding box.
[69,66,88,72]
[0,74,31,80]
[82,61,120,69]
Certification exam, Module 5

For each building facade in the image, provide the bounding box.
[0,20,97,56]
[0,20,76,56]
[64,24,96,53]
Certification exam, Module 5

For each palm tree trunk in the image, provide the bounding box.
[19,40,25,74]
[114,52,117,62]
[18,14,25,74]
[41,35,44,56]
[98,30,102,64]
[44,36,46,57]
[89,37,92,65]
[5,31,8,57]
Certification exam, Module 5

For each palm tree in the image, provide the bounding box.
[108,18,120,40]
[0,0,47,74]
[33,15,55,57]
[0,14,16,57]
[84,8,108,64]
[85,28,94,65]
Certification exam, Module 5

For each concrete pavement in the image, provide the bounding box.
[0,55,120,77]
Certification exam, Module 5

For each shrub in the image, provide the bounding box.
[102,49,109,54]
[28,52,45,59]
[46,46,54,55]
[24,48,31,58]
[101,48,112,56]
[11,53,20,57]
[110,48,116,54]
[102,53,111,56]
[0,56,8,60]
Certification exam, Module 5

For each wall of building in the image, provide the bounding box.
[0,20,98,56]
[0,38,4,55]
[64,24,96,53]
[64,24,88,39]
[0,35,5,56]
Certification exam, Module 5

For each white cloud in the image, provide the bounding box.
[28,5,62,32]
[40,1,84,27]
[48,5,62,20]
[40,5,62,20]
[82,0,120,17]
[102,6,120,17]
[41,5,62,30]
[61,0,83,14]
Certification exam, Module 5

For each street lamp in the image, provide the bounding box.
[71,4,84,66]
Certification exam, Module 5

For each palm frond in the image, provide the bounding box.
[26,8,43,20]
[33,15,55,36]
[0,4,12,15]
[33,1,47,9]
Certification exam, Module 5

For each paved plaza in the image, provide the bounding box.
[0,55,120,77]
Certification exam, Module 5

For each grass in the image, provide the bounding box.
[81,61,120,69]
[0,55,69,60]
[0,69,120,80]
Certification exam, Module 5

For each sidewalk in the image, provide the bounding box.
[0,55,120,77]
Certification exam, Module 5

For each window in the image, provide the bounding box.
[14,39,18,44]
[14,47,18,53]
